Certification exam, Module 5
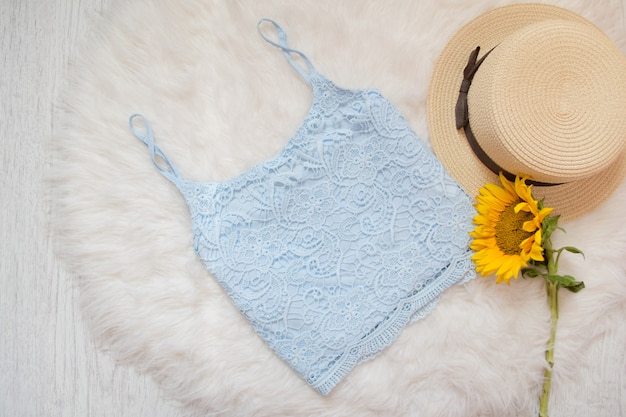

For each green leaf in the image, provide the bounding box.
[545,274,585,293]
[537,198,545,210]
[545,273,571,285]
[522,267,541,278]
[564,281,585,293]
[541,214,561,242]
[559,246,585,258]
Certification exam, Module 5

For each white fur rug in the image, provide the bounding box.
[50,0,626,416]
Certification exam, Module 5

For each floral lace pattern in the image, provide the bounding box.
[129,20,475,395]
[172,74,475,395]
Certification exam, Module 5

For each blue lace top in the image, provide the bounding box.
[129,19,475,395]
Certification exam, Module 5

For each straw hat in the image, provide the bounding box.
[427,3,626,221]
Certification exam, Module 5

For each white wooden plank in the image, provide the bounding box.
[1,1,199,415]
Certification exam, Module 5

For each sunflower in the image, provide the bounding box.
[469,173,554,284]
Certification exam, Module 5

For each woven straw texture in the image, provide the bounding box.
[427,3,626,221]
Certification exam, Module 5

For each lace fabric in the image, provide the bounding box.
[129,19,475,395]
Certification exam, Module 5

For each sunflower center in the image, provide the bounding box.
[494,202,534,255]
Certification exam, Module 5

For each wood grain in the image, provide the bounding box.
[1,1,199,416]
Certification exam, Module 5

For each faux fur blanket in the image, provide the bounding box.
[50,0,626,416]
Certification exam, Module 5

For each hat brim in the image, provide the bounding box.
[426,3,626,222]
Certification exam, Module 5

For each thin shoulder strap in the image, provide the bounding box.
[257,19,316,83]
[129,114,182,185]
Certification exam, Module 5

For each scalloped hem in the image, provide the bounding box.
[312,253,475,396]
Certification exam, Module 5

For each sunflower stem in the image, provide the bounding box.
[539,278,559,417]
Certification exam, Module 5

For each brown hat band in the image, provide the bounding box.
[455,46,563,187]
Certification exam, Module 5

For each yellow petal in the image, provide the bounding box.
[484,183,517,205]
[533,228,543,246]
[472,246,501,264]
[474,204,495,220]
[529,241,545,263]
[537,207,554,222]
[495,256,520,283]
[495,274,510,285]
[471,237,497,251]
[481,250,513,276]
[477,197,507,215]
[475,224,496,234]
[519,234,535,253]
[515,196,539,217]
[509,258,524,278]
[472,214,493,227]
[515,177,534,202]
[514,201,531,213]
[499,172,517,195]
[522,219,539,233]
[529,250,544,262]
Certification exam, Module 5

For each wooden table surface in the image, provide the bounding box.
[1,1,203,415]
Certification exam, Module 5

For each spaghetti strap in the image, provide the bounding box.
[257,19,316,83]
[129,114,182,185]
